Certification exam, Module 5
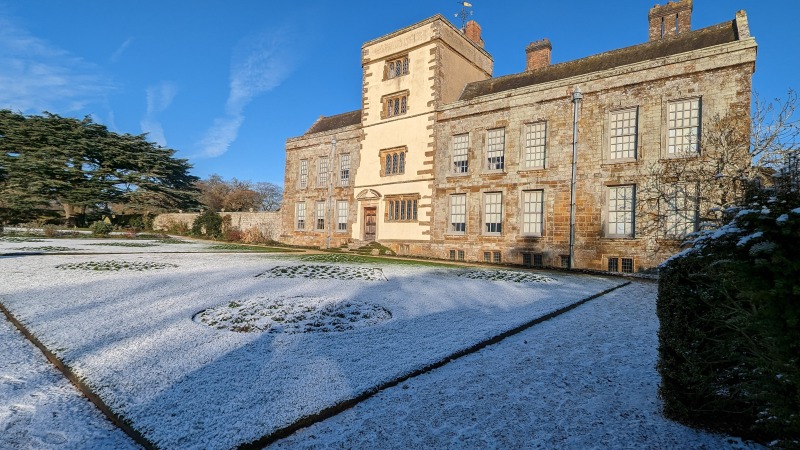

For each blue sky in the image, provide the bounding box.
[0,1,796,186]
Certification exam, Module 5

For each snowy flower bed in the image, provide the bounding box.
[55,260,177,271]
[12,246,79,252]
[87,242,158,248]
[196,296,392,333]
[457,269,556,283]
[256,264,386,281]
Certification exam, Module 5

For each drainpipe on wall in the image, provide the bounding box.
[569,87,582,270]
[327,138,336,249]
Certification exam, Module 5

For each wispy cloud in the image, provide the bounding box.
[0,14,114,114]
[197,29,295,158]
[111,37,134,63]
[140,82,177,146]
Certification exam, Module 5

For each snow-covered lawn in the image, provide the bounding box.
[0,240,760,449]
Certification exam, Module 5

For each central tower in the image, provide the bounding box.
[352,15,492,252]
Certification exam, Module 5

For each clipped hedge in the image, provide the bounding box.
[658,189,800,446]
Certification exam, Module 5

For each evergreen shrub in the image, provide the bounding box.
[191,210,223,239]
[658,187,800,446]
[90,221,113,236]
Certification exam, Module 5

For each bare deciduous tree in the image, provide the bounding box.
[637,90,799,251]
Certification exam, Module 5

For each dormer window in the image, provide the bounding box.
[386,56,409,79]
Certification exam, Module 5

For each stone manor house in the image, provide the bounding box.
[280,0,757,272]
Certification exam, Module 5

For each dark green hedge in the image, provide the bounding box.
[658,189,800,447]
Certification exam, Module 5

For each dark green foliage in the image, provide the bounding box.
[191,210,223,239]
[658,187,800,446]
[90,221,113,236]
[0,110,200,225]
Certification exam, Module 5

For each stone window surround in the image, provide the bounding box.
[521,189,544,237]
[384,55,410,80]
[381,90,409,119]
[664,183,698,238]
[380,146,407,177]
[295,202,306,230]
[299,159,308,189]
[336,200,348,232]
[483,191,503,235]
[339,153,350,186]
[448,193,467,235]
[521,121,547,170]
[317,157,329,187]
[606,184,636,238]
[451,133,470,175]
[664,96,702,157]
[315,201,326,231]
[607,106,639,162]
[385,194,420,222]
[485,128,506,172]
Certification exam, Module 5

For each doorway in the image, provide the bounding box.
[364,207,376,241]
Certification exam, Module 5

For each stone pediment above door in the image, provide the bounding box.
[356,189,382,201]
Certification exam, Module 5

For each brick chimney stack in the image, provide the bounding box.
[649,0,693,41]
[525,39,552,71]
[464,20,484,48]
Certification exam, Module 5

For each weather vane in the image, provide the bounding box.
[454,1,473,31]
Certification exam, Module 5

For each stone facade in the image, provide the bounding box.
[280,1,757,271]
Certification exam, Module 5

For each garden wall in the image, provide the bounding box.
[154,212,283,241]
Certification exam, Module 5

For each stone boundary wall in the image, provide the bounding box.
[154,212,283,240]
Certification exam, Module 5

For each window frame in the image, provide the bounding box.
[485,128,506,172]
[336,200,348,232]
[385,55,410,80]
[299,159,308,189]
[606,185,636,238]
[382,90,409,119]
[449,193,467,235]
[608,107,638,161]
[521,189,544,237]
[522,121,547,169]
[483,191,503,235]
[380,147,407,177]
[317,157,329,187]
[339,153,350,186]
[664,183,698,239]
[451,133,470,175]
[295,202,306,230]
[667,97,701,156]
[315,201,326,231]
[385,194,420,223]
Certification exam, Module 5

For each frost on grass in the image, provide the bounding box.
[87,242,157,248]
[256,264,386,281]
[55,260,177,271]
[457,269,556,283]
[13,246,79,252]
[195,296,392,333]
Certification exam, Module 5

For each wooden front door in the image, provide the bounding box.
[364,207,377,241]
